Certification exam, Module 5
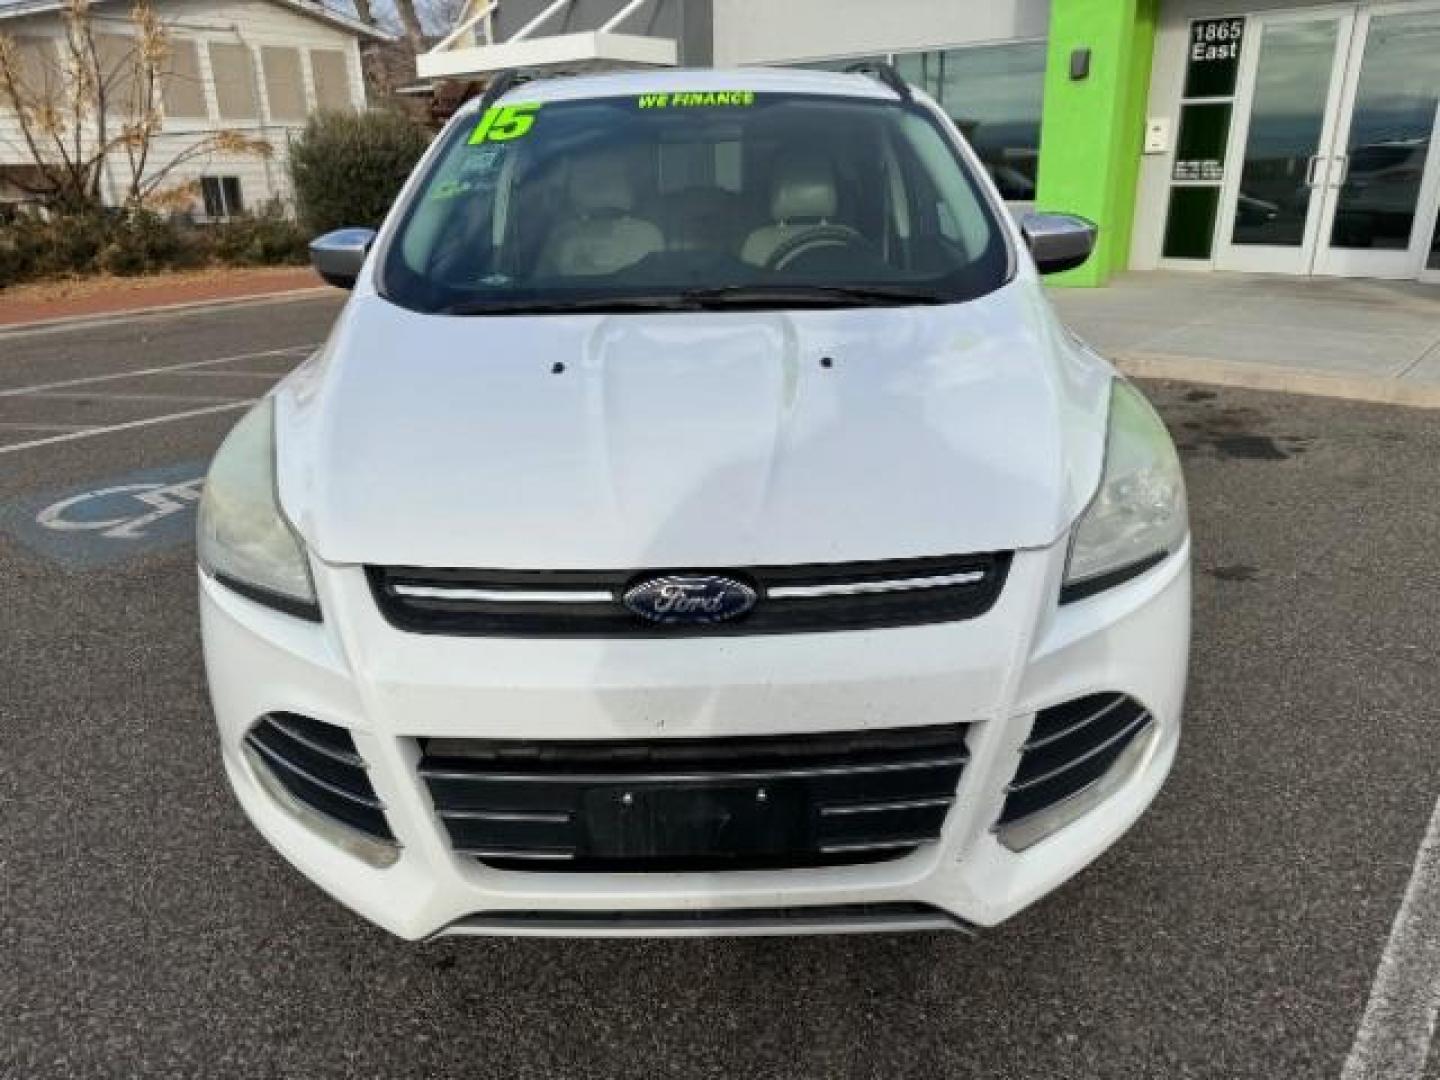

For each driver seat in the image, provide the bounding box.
[741,151,841,267]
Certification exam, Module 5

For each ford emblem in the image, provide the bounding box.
[622,574,758,625]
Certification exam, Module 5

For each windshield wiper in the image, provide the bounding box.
[441,284,951,317]
[442,295,701,316]
[678,284,952,308]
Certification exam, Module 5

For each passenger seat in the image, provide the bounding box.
[538,154,664,277]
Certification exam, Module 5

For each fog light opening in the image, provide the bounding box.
[995,725,1158,853]
[243,744,402,869]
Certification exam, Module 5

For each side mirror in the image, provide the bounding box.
[1020,213,1097,275]
[309,227,378,290]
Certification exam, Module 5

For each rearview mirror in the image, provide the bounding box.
[309,228,378,290]
[1019,213,1097,275]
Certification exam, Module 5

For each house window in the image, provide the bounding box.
[163,39,209,120]
[310,49,352,112]
[10,36,61,108]
[201,176,244,219]
[209,42,258,120]
[262,46,306,122]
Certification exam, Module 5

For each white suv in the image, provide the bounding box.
[198,66,1190,939]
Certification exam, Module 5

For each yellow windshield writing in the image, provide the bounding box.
[636,91,756,109]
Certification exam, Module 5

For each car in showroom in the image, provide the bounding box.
[198,65,1190,939]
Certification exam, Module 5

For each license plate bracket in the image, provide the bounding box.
[581,781,808,861]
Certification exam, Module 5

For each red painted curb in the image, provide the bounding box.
[0,268,326,328]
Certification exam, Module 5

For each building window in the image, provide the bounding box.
[209,42,258,121]
[162,39,209,120]
[201,176,244,219]
[310,49,352,112]
[10,36,61,107]
[894,41,1047,202]
[262,46,306,122]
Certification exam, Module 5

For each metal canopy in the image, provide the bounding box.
[417,0,678,81]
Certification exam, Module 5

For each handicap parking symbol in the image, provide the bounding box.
[2,461,208,567]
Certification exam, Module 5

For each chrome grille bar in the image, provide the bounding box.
[392,584,614,604]
[767,570,985,599]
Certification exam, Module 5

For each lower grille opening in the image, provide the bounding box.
[245,713,394,843]
[998,693,1154,829]
[439,903,972,935]
[418,726,969,872]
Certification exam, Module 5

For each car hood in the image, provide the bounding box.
[278,278,1114,569]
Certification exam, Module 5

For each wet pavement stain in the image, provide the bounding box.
[1208,564,1261,583]
[1211,434,1290,461]
[1167,399,1314,462]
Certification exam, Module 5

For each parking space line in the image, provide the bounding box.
[0,344,314,399]
[160,369,294,378]
[0,401,253,457]
[1340,794,1440,1079]
[29,391,250,404]
[0,422,94,431]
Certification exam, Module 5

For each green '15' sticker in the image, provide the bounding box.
[469,103,540,144]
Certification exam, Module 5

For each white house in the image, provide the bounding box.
[0,0,389,215]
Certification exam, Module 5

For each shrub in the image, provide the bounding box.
[97,211,200,276]
[288,109,431,236]
[35,210,114,277]
[211,202,309,267]
[0,202,311,292]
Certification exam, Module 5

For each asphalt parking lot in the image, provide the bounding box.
[3,297,1439,1079]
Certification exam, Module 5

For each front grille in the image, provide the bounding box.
[368,552,1010,637]
[417,725,969,871]
[244,713,394,842]
[998,694,1154,828]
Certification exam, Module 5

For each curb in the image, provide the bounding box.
[1115,350,1440,410]
[0,285,334,337]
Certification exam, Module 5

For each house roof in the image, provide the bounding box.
[0,0,394,42]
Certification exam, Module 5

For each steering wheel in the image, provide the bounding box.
[764,224,867,270]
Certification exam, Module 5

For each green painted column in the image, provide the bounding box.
[1035,0,1158,286]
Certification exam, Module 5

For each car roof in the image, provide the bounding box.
[483,67,900,110]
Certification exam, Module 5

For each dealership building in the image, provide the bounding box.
[420,0,1440,286]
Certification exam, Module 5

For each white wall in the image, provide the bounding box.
[0,0,369,213]
[1130,0,1356,270]
[712,0,1049,66]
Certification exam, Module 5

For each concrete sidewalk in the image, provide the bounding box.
[1049,272,1440,405]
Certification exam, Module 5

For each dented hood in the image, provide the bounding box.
[277,278,1113,569]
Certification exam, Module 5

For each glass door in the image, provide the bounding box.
[1214,10,1354,274]
[1314,3,1440,278]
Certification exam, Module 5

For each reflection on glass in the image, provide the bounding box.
[794,55,885,73]
[894,42,1046,201]
[1173,101,1233,180]
[1331,11,1440,251]
[1163,187,1223,259]
[1232,20,1339,247]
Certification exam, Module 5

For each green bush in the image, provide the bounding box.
[211,202,309,267]
[35,210,113,277]
[0,203,317,291]
[288,109,431,236]
[98,211,202,276]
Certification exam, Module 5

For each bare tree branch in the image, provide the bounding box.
[0,0,270,212]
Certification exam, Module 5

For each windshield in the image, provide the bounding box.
[380,89,1012,315]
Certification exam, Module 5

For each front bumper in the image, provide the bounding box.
[200,537,1190,939]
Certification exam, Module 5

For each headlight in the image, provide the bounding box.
[1062,380,1187,602]
[198,397,320,620]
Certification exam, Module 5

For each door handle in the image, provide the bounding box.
[1305,154,1324,187]
[1331,154,1350,187]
